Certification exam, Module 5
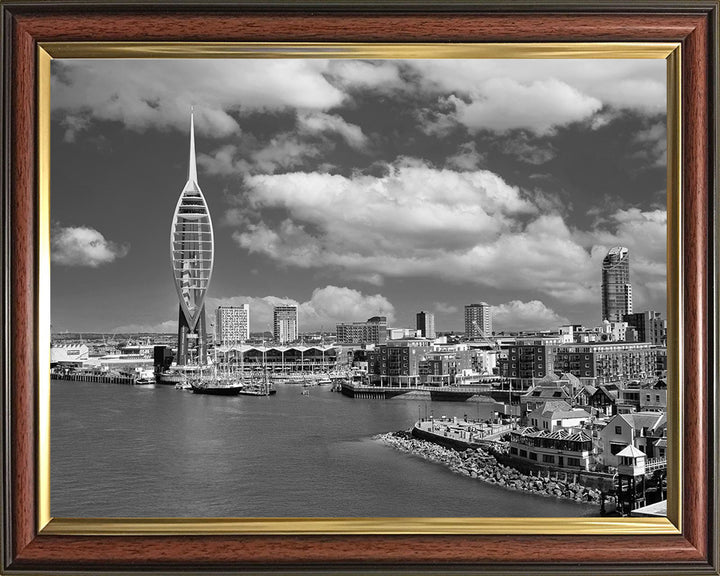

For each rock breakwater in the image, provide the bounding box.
[375,431,602,505]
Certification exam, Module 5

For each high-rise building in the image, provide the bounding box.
[602,246,632,322]
[171,111,214,365]
[465,303,492,339]
[416,311,436,339]
[336,316,387,345]
[215,305,250,345]
[273,305,298,343]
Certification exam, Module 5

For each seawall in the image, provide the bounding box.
[375,431,603,506]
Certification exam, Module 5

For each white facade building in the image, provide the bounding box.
[216,305,250,345]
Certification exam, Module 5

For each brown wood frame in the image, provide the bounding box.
[1,1,717,573]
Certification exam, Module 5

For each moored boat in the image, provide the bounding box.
[190,381,243,395]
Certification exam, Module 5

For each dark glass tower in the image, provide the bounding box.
[171,112,214,365]
[601,246,632,322]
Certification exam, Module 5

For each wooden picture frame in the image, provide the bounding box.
[1,1,717,573]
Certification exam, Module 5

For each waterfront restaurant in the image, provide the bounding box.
[508,427,594,471]
[217,344,340,373]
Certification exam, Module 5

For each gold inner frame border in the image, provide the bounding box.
[36,41,682,536]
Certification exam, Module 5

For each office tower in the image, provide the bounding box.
[465,303,492,338]
[171,111,214,365]
[216,305,250,345]
[273,305,298,343]
[416,310,436,339]
[602,246,633,322]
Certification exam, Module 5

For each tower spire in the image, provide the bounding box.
[188,108,197,183]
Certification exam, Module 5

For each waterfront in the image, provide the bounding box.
[51,380,598,517]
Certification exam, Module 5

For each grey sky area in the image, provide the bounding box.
[50,58,667,334]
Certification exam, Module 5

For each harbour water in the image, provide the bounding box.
[51,380,598,517]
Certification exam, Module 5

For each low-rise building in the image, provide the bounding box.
[419,349,474,386]
[588,384,619,416]
[508,427,594,471]
[598,411,667,468]
[527,402,590,432]
[638,385,667,412]
[498,338,564,388]
[367,338,431,387]
[50,343,89,366]
[553,342,656,384]
[519,373,582,419]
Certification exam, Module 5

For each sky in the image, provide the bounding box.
[49,58,667,334]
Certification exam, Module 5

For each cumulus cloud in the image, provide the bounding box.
[51,59,345,138]
[327,60,404,91]
[501,133,556,165]
[51,58,665,142]
[51,226,128,267]
[297,111,368,149]
[199,135,324,177]
[434,302,459,315]
[633,121,667,167]
[206,285,395,332]
[448,78,602,136]
[227,158,665,310]
[407,59,666,117]
[236,158,536,254]
[492,300,569,331]
[446,141,486,170]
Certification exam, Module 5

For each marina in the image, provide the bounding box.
[50,379,598,518]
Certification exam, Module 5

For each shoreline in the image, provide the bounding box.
[375,430,603,506]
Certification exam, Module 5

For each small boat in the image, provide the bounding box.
[158,370,185,385]
[134,377,156,386]
[301,389,310,396]
[237,385,277,397]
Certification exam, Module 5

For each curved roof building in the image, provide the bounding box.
[601,246,632,322]
[171,111,214,365]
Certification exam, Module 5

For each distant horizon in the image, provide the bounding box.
[51,58,667,334]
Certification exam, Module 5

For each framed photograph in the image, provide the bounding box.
[1,1,717,574]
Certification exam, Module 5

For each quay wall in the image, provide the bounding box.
[341,382,502,403]
[52,373,135,385]
[376,431,604,506]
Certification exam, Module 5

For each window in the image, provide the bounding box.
[529,452,537,460]
[510,447,518,455]
[656,395,660,402]
[646,394,651,402]
[542,454,555,463]
[567,458,581,467]
[519,449,527,458]
[610,443,625,455]
[615,426,622,434]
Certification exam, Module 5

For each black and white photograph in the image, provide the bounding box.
[49,57,669,519]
